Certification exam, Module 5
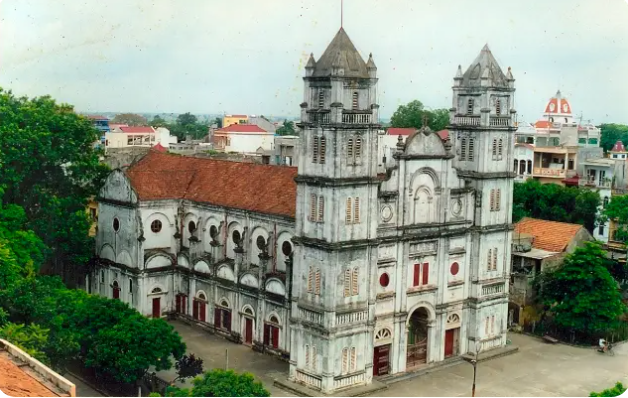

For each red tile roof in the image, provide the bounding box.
[514,217,584,252]
[109,123,129,129]
[612,140,626,153]
[153,143,167,152]
[535,120,550,128]
[126,152,297,218]
[119,126,155,133]
[436,129,449,141]
[0,355,58,397]
[387,127,416,136]
[216,124,267,133]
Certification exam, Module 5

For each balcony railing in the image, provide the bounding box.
[453,115,480,126]
[489,117,511,127]
[308,113,331,124]
[533,167,566,178]
[342,112,372,124]
[580,177,612,188]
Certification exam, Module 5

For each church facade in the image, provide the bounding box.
[91,28,515,394]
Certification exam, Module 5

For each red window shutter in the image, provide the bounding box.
[413,264,420,287]
[225,310,232,332]
[193,301,199,320]
[264,324,270,345]
[176,295,181,313]
[214,308,220,327]
[272,327,279,348]
[200,302,206,322]
[183,296,187,315]
[422,263,430,285]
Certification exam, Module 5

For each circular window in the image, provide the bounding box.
[282,241,293,256]
[188,221,196,233]
[113,218,120,232]
[151,220,162,233]
[379,273,390,287]
[450,262,460,276]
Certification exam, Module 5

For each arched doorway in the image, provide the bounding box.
[407,308,429,369]
[112,280,120,300]
[242,306,255,345]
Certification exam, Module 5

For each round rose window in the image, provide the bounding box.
[450,262,460,276]
[379,273,390,287]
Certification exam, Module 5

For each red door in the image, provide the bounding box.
[193,301,199,320]
[373,345,390,376]
[199,302,206,322]
[444,329,455,357]
[152,297,161,318]
[113,288,120,300]
[245,318,253,344]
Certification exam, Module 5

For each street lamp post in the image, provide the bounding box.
[470,342,481,397]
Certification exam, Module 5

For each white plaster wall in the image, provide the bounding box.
[225,133,275,153]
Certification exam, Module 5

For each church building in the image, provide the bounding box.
[91,27,515,394]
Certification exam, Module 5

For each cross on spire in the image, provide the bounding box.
[341,0,344,28]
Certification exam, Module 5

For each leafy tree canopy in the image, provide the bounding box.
[276,120,296,136]
[111,113,148,126]
[513,179,600,232]
[0,89,109,273]
[590,382,626,397]
[172,354,204,384]
[600,123,628,153]
[155,113,209,141]
[602,194,628,242]
[165,369,270,397]
[534,242,626,337]
[390,100,449,132]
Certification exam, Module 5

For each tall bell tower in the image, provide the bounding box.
[450,45,515,353]
[289,27,380,393]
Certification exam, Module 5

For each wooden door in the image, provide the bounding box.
[445,329,455,358]
[199,302,206,322]
[193,300,199,320]
[373,345,390,376]
[245,318,253,344]
[113,288,120,300]
[152,297,161,318]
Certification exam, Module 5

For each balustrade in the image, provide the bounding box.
[342,113,372,124]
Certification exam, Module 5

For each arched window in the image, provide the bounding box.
[492,248,498,270]
[345,198,353,223]
[188,221,196,233]
[318,196,325,222]
[269,315,279,324]
[353,197,360,223]
[490,189,495,211]
[498,139,503,158]
[527,160,532,174]
[514,159,519,173]
[352,92,359,110]
[129,278,133,294]
[564,117,568,123]
[355,138,362,159]
[315,268,321,295]
[496,99,501,115]
[312,136,319,163]
[151,287,162,294]
[496,189,501,211]
[467,99,474,115]
[347,138,354,160]
[310,194,317,221]
[604,196,609,208]
[492,139,498,157]
[318,91,325,108]
[460,137,467,161]
[468,138,475,161]
[351,267,359,296]
[487,249,493,270]
[198,292,206,301]
[344,269,351,297]
[341,348,348,374]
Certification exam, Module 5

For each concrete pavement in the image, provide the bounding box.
[165,321,628,397]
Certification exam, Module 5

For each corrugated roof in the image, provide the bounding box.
[514,217,584,252]
[126,151,297,218]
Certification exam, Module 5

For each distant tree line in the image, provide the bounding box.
[390,100,450,132]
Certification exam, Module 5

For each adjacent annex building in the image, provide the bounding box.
[91,28,515,394]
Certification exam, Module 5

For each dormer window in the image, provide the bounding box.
[467,99,474,115]
[352,92,359,110]
[318,91,325,108]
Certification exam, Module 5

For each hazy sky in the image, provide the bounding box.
[1,0,627,123]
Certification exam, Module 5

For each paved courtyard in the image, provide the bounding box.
[162,321,628,397]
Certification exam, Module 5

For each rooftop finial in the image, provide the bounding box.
[341,0,344,28]
[422,114,428,128]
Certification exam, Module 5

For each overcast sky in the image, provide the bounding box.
[1,0,627,123]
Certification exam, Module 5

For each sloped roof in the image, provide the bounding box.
[611,140,626,153]
[216,124,267,133]
[462,44,508,88]
[436,129,449,141]
[0,354,59,396]
[544,90,572,115]
[313,28,369,78]
[126,151,297,218]
[387,127,416,136]
[153,143,167,152]
[514,217,585,252]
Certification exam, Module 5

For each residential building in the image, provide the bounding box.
[86,115,110,147]
[0,339,76,397]
[222,114,249,127]
[513,143,534,181]
[105,126,171,149]
[250,115,277,133]
[91,28,514,394]
[510,218,592,326]
[273,135,299,166]
[212,124,274,154]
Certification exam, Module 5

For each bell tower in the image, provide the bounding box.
[289,27,380,393]
[450,44,515,353]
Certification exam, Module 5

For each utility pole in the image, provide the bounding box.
[470,342,481,397]
[225,348,229,370]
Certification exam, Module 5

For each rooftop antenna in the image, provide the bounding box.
[341,0,344,28]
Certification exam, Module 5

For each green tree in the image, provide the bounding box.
[276,120,296,136]
[602,194,628,242]
[177,112,198,126]
[152,115,168,127]
[111,113,148,126]
[0,89,109,275]
[600,123,628,153]
[212,117,222,128]
[390,100,449,132]
[172,354,204,384]
[0,322,50,363]
[186,369,270,397]
[534,242,626,339]
[590,382,626,397]
[86,314,186,384]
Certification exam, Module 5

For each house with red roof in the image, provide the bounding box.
[105,125,172,149]
[213,123,274,154]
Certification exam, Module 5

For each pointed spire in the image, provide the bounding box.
[366,53,377,69]
[311,28,369,78]
[306,53,316,69]
[456,65,463,78]
[460,44,508,88]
